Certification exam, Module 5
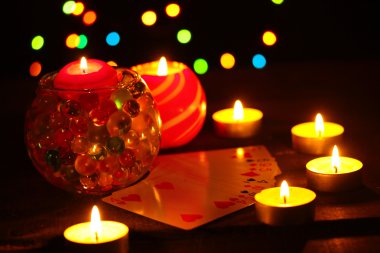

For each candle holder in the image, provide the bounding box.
[25,68,161,195]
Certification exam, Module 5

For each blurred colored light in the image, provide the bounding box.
[193,58,208,75]
[177,29,191,44]
[77,34,88,49]
[141,11,157,26]
[106,32,120,46]
[29,61,42,77]
[272,0,284,4]
[31,35,44,50]
[66,33,80,48]
[107,61,118,67]
[72,2,85,16]
[166,3,181,17]
[62,1,76,14]
[83,10,97,25]
[220,53,235,69]
[252,54,266,69]
[262,31,277,46]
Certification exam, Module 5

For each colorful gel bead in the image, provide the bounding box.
[74,155,97,176]
[97,155,120,173]
[129,81,146,98]
[78,92,99,111]
[71,136,90,154]
[60,151,76,165]
[99,99,117,115]
[98,173,113,187]
[49,111,68,129]
[80,174,98,190]
[69,116,89,136]
[54,128,74,148]
[45,149,61,171]
[106,136,125,154]
[60,165,79,182]
[106,111,132,136]
[122,99,140,117]
[110,88,133,110]
[118,148,136,167]
[88,143,107,160]
[60,100,82,118]
[87,123,110,144]
[89,108,109,126]
[123,129,140,148]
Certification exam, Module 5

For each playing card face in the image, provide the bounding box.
[103,145,281,230]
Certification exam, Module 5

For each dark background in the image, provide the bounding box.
[2,0,380,78]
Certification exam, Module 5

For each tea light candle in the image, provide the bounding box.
[254,180,316,226]
[291,113,344,155]
[54,57,118,90]
[64,205,129,253]
[306,145,363,192]
[212,100,263,138]
[131,56,207,149]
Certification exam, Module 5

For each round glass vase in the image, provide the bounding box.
[25,68,161,195]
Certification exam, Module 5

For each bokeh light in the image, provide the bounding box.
[177,29,192,44]
[72,2,85,16]
[272,0,284,5]
[77,34,88,49]
[262,31,277,46]
[252,54,266,69]
[83,10,97,26]
[31,35,44,50]
[165,3,181,17]
[193,58,208,75]
[141,11,157,26]
[66,33,80,48]
[29,61,42,77]
[62,1,76,15]
[220,53,236,69]
[107,61,118,67]
[106,32,120,46]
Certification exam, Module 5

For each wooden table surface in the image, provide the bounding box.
[1,60,379,252]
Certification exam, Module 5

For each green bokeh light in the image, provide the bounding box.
[272,0,284,5]
[193,58,208,75]
[63,1,76,14]
[177,29,192,44]
[31,35,44,50]
[77,34,88,49]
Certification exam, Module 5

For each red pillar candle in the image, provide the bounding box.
[131,57,207,149]
[54,57,118,90]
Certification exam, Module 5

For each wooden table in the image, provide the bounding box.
[1,60,379,252]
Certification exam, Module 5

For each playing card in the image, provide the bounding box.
[103,145,281,230]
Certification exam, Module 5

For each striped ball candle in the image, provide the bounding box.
[131,57,207,149]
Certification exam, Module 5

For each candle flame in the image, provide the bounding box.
[280,180,290,204]
[157,56,168,76]
[233,100,244,120]
[90,205,102,243]
[236,147,245,159]
[331,145,341,174]
[315,113,324,137]
[80,57,88,74]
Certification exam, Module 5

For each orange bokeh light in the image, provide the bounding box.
[29,61,42,77]
[83,10,97,26]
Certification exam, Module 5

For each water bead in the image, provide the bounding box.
[131,112,153,135]
[54,128,74,148]
[32,94,59,113]
[110,88,133,110]
[69,116,89,136]
[74,155,97,176]
[129,81,146,98]
[98,173,114,187]
[119,148,136,167]
[97,155,120,173]
[89,108,109,126]
[99,99,117,115]
[122,99,140,117]
[60,100,82,118]
[80,174,98,190]
[32,113,51,137]
[49,111,68,129]
[45,149,61,171]
[78,93,99,111]
[87,123,110,144]
[88,143,107,160]
[60,151,76,165]
[137,92,155,111]
[123,129,140,148]
[106,136,125,154]
[107,111,132,136]
[71,136,90,154]
[60,165,79,182]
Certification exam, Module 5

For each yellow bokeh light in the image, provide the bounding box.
[141,10,157,26]
[165,3,180,17]
[262,31,277,46]
[107,61,118,67]
[66,34,80,48]
[220,53,235,69]
[73,2,85,16]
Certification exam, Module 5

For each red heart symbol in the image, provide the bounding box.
[214,201,235,209]
[241,171,260,177]
[181,214,203,222]
[154,182,174,190]
[121,194,141,202]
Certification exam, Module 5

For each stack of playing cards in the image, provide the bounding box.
[103,145,281,230]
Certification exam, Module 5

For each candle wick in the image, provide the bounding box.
[82,69,87,74]
[334,165,338,174]
[95,231,99,243]
[283,196,287,204]
[317,130,322,138]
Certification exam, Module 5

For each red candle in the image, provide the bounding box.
[54,57,118,90]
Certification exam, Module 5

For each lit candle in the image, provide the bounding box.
[54,57,118,90]
[64,205,129,253]
[254,180,316,226]
[131,57,207,149]
[212,100,263,138]
[291,113,344,155]
[306,145,363,192]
